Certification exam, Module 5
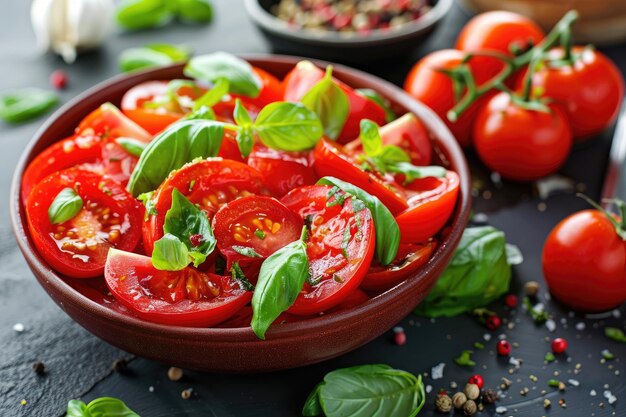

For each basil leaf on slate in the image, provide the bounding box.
[184,52,262,97]
[65,399,88,417]
[302,382,324,417]
[176,0,213,23]
[115,0,173,31]
[254,102,323,152]
[85,396,140,417]
[119,44,190,73]
[0,88,58,123]
[317,176,399,266]
[251,227,309,339]
[356,88,397,123]
[152,233,190,271]
[301,66,349,141]
[115,137,147,157]
[48,188,83,225]
[146,43,192,61]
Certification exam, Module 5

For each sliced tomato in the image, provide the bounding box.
[143,158,269,254]
[312,138,408,214]
[76,103,152,142]
[100,139,139,186]
[247,144,318,197]
[26,169,143,278]
[283,61,386,143]
[396,171,459,243]
[361,241,436,291]
[281,185,375,315]
[105,249,251,327]
[217,130,246,163]
[212,195,303,269]
[345,113,433,166]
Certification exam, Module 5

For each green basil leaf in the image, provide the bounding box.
[454,350,476,367]
[235,129,254,158]
[605,327,626,343]
[193,78,229,111]
[356,88,397,123]
[302,382,324,417]
[65,400,88,417]
[115,0,173,30]
[163,189,216,267]
[301,66,349,140]
[378,145,410,163]
[0,88,58,123]
[360,119,384,157]
[146,43,192,61]
[48,188,83,225]
[127,119,225,196]
[385,162,446,184]
[505,243,523,265]
[115,137,147,157]
[316,177,399,265]
[234,99,253,127]
[138,191,157,218]
[232,245,262,258]
[176,0,214,23]
[414,226,515,317]
[119,48,174,73]
[254,102,323,151]
[184,52,262,97]
[86,397,140,417]
[251,228,309,339]
[231,261,255,291]
[183,105,215,121]
[152,233,190,271]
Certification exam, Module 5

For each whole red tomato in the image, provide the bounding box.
[404,49,492,148]
[543,209,626,312]
[473,92,572,181]
[530,47,624,140]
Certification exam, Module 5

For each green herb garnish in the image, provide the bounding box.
[48,188,83,225]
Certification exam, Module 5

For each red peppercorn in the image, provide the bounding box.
[190,234,203,247]
[50,70,68,89]
[485,314,502,331]
[552,337,568,354]
[497,340,511,356]
[504,294,518,308]
[393,326,406,346]
[468,374,484,389]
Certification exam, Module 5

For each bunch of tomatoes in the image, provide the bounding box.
[404,10,624,182]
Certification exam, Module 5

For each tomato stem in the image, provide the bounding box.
[577,193,626,240]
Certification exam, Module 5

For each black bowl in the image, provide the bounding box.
[244,0,453,64]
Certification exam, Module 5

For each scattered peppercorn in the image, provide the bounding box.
[552,337,568,354]
[524,281,540,297]
[483,388,499,404]
[393,326,407,346]
[463,399,477,416]
[485,314,502,331]
[112,359,128,373]
[497,340,511,356]
[32,361,45,375]
[504,294,518,308]
[464,383,480,400]
[468,374,484,389]
[50,70,68,89]
[168,366,184,381]
[452,392,467,409]
[544,398,552,409]
[181,388,193,399]
[434,394,452,413]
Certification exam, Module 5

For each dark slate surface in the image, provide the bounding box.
[1,1,625,416]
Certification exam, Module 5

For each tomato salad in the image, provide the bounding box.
[22,53,459,339]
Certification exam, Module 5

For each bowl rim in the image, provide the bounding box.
[243,0,453,46]
[10,53,471,343]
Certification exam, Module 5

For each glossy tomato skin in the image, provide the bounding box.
[312,138,408,215]
[105,249,252,327]
[121,81,185,135]
[237,67,284,108]
[77,103,152,142]
[543,210,626,312]
[396,171,459,244]
[26,169,143,278]
[531,47,625,140]
[283,61,386,143]
[247,144,318,197]
[143,158,269,254]
[281,185,376,315]
[404,49,492,148]
[345,113,432,166]
[474,92,572,181]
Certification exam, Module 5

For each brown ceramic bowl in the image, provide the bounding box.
[10,54,471,373]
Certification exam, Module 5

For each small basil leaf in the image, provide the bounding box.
[317,177,399,265]
[232,245,262,258]
[86,397,140,417]
[0,88,58,123]
[163,189,216,267]
[115,137,147,157]
[236,128,254,158]
[119,48,174,73]
[234,99,253,127]
[184,52,262,97]
[147,43,192,61]
[184,105,215,121]
[127,119,225,196]
[152,233,190,271]
[65,400,88,417]
[176,0,214,23]
[378,145,410,163]
[138,191,157,218]
[115,0,173,30]
[385,163,446,184]
[254,102,323,151]
[301,66,349,141]
[251,228,309,339]
[605,327,626,343]
[506,243,523,265]
[48,188,83,225]
[356,88,397,123]
[302,382,324,417]
[359,119,384,157]
[193,78,229,110]
[231,262,255,291]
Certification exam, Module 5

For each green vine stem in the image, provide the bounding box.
[577,193,626,240]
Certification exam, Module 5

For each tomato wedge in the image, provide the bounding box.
[143,158,269,254]
[105,249,251,327]
[247,144,318,197]
[396,171,459,243]
[361,241,436,291]
[77,103,152,141]
[26,169,143,278]
[312,138,408,214]
[281,185,375,315]
[212,195,303,268]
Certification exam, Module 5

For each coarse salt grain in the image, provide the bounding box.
[590,390,597,396]
[425,385,432,393]
[545,319,556,332]
[148,386,154,392]
[431,363,445,380]
[575,322,586,331]
[12,323,24,332]
[495,406,507,414]
[568,379,580,387]
[483,333,492,341]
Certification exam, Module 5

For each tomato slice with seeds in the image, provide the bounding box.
[361,241,436,292]
[312,138,408,215]
[281,185,375,315]
[25,169,143,278]
[396,171,459,243]
[212,195,303,268]
[76,103,152,142]
[100,139,140,186]
[105,249,251,327]
[143,158,269,254]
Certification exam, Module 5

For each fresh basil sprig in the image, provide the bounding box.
[193,78,229,111]
[0,88,58,123]
[119,43,191,73]
[302,364,425,417]
[115,137,147,157]
[317,177,399,266]
[301,66,349,141]
[184,52,262,98]
[251,227,309,340]
[48,188,83,225]
[356,88,397,123]
[254,102,323,151]
[152,233,190,271]
[66,397,139,417]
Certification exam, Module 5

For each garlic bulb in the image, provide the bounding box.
[31,0,114,64]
